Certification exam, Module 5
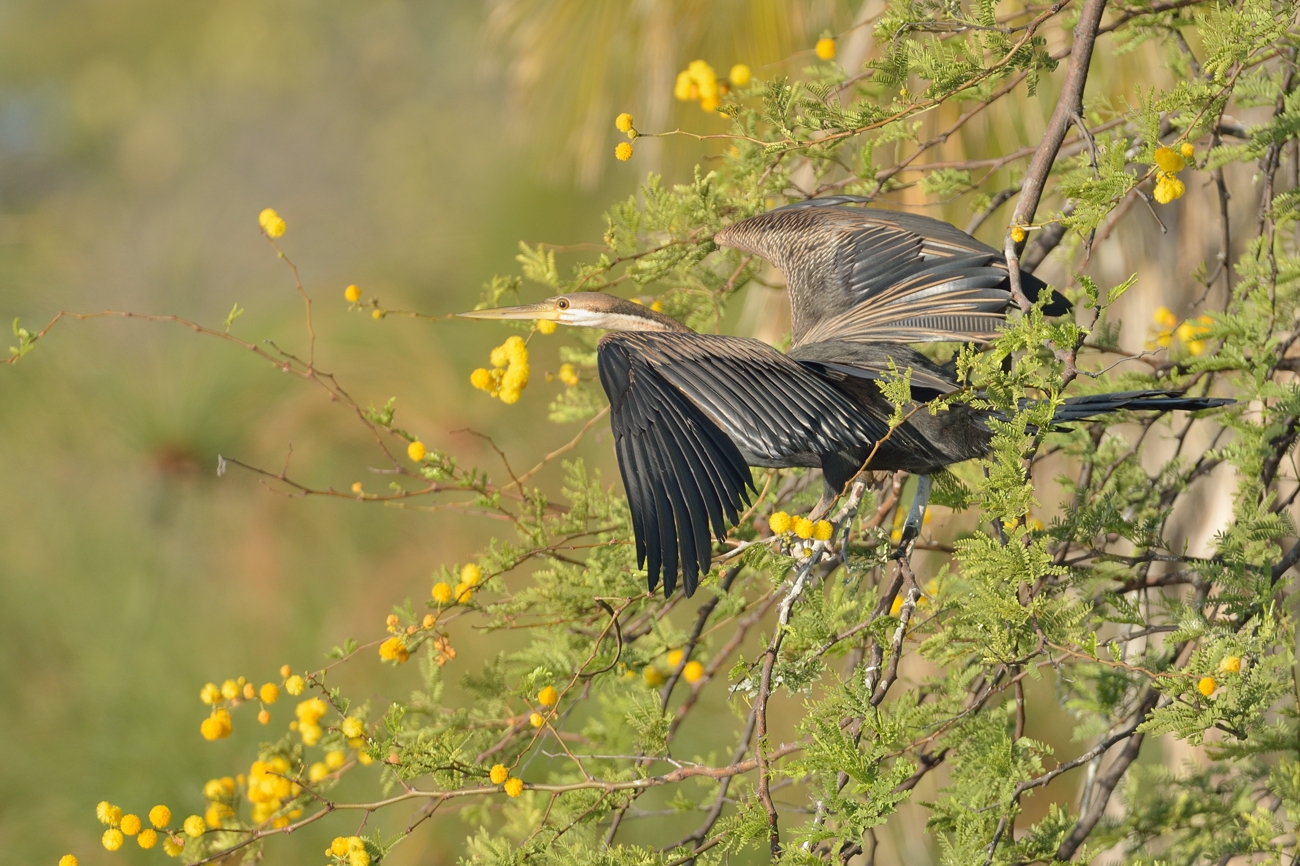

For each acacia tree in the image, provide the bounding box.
[13,0,1300,863]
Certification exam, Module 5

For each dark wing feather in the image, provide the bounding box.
[713,200,1066,348]
[598,332,884,597]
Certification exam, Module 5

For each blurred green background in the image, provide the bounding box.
[0,2,857,863]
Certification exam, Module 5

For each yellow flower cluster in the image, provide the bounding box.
[537,685,559,706]
[296,696,329,744]
[408,440,427,461]
[1219,655,1242,673]
[664,649,706,683]
[1149,307,1213,355]
[257,208,287,239]
[470,335,530,404]
[485,762,525,796]
[432,562,483,611]
[328,835,372,866]
[1010,225,1026,244]
[1152,145,1190,204]
[237,759,301,828]
[96,801,178,854]
[815,37,837,60]
[536,318,557,334]
[675,60,722,111]
[615,141,634,161]
[767,511,833,541]
[344,284,362,303]
[1198,675,1216,697]
[198,673,283,739]
[558,363,579,386]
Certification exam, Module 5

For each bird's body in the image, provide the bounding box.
[461,199,1230,597]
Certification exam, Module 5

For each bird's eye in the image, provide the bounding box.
[557,298,570,310]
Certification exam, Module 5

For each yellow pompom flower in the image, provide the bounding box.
[371,308,384,320]
[615,142,634,161]
[60,856,79,866]
[260,682,280,704]
[1153,146,1186,174]
[812,520,834,541]
[120,813,142,835]
[97,801,123,826]
[674,70,695,101]
[536,319,557,334]
[432,581,453,604]
[1153,173,1185,204]
[730,64,751,86]
[558,363,579,386]
[768,511,792,535]
[163,834,185,856]
[342,717,365,738]
[344,284,361,303]
[1198,676,1217,697]
[504,777,525,797]
[643,666,665,686]
[199,682,220,705]
[666,649,684,669]
[379,636,410,663]
[529,712,545,727]
[1153,306,1178,332]
[200,708,233,741]
[615,112,634,133]
[538,685,559,706]
[102,828,125,851]
[220,679,239,700]
[454,581,475,602]
[815,37,837,60]
[1181,142,1195,158]
[308,762,329,782]
[138,829,158,849]
[280,663,292,678]
[792,516,814,539]
[461,563,482,586]
[183,815,206,838]
[149,805,172,828]
[408,440,427,461]
[682,660,705,683]
[285,674,305,695]
[330,838,351,857]
[1011,225,1026,244]
[258,709,271,724]
[470,367,494,391]
[1219,655,1242,673]
[490,764,510,785]
[350,848,371,866]
[258,208,286,238]
[325,749,347,770]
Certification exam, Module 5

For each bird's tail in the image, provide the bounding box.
[1049,390,1232,424]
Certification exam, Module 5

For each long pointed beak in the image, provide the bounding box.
[456,302,559,322]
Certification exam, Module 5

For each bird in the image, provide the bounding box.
[460,200,1230,598]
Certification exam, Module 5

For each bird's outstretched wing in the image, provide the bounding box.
[713,197,1066,347]
[598,331,885,597]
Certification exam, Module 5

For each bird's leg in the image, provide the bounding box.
[892,474,932,560]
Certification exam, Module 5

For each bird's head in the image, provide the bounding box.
[457,293,688,332]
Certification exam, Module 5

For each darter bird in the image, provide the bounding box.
[460,200,1229,597]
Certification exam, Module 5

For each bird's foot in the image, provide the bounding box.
[892,474,932,561]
